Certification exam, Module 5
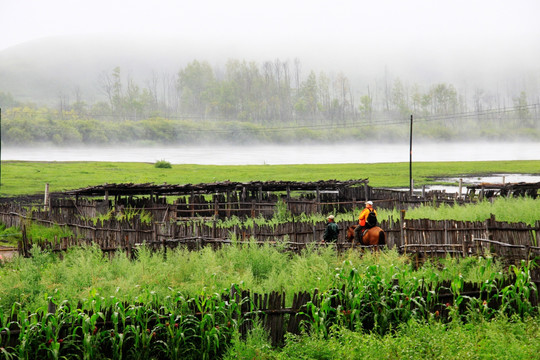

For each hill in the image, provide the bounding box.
[0,35,235,105]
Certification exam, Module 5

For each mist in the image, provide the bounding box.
[1,0,540,152]
[2,0,540,104]
[4,141,540,165]
[1,33,539,109]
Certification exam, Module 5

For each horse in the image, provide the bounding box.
[346,224,386,250]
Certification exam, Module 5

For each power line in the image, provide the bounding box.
[3,103,538,135]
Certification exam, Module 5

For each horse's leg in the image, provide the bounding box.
[354,226,362,244]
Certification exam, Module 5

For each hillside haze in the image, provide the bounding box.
[2,34,538,107]
[0,35,242,105]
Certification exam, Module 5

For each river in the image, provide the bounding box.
[3,141,539,165]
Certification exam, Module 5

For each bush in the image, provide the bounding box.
[154,159,172,168]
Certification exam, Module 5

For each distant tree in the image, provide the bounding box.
[358,94,373,121]
[71,87,88,117]
[333,73,351,122]
[98,66,124,119]
[0,92,19,108]
[5,127,33,144]
[124,77,155,120]
[51,122,83,145]
[177,60,215,119]
[410,84,423,115]
[513,91,531,126]
[295,71,319,121]
[473,88,485,113]
[429,83,458,115]
[318,71,331,119]
[223,59,265,121]
[391,78,409,116]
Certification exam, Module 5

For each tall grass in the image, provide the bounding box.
[232,317,540,360]
[0,244,516,317]
[403,196,540,225]
[204,197,537,234]
[0,245,537,358]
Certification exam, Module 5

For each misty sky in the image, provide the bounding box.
[2,0,540,85]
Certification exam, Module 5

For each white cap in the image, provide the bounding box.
[327,215,335,220]
[366,201,373,205]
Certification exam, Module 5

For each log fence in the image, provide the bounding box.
[2,203,538,265]
[1,189,538,270]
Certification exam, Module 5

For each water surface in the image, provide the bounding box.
[3,141,539,165]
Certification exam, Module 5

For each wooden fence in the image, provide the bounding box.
[12,185,477,221]
[3,202,538,264]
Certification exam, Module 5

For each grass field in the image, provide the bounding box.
[1,159,539,196]
[1,159,539,358]
[0,245,538,359]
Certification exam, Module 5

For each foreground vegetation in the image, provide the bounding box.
[0,246,506,314]
[234,317,540,360]
[1,157,539,357]
[0,245,537,359]
[2,159,539,196]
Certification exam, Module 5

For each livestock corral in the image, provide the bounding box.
[1,179,538,267]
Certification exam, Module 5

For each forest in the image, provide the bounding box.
[1,58,539,145]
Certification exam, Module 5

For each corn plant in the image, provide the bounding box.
[499,260,538,318]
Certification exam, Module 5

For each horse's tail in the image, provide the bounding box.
[378,229,386,246]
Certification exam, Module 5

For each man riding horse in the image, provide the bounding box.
[346,201,385,250]
[354,201,377,241]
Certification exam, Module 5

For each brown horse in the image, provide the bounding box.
[346,225,386,250]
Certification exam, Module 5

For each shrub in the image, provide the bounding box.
[154,159,172,168]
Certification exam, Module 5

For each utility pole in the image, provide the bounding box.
[409,114,413,195]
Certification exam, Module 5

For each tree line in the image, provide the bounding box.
[1,58,539,145]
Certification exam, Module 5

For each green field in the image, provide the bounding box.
[1,159,539,358]
[0,245,538,359]
[1,159,539,196]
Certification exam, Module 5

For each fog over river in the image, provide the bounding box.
[3,142,540,165]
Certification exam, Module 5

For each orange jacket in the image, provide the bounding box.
[358,206,377,226]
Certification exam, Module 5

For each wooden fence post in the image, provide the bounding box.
[190,191,195,217]
[44,183,49,212]
[444,220,448,244]
[226,190,231,217]
[214,195,219,218]
[352,197,356,221]
[21,224,28,257]
[400,210,406,253]
[364,183,369,202]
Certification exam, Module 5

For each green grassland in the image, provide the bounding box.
[1,159,539,196]
[1,160,539,358]
[0,245,538,359]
